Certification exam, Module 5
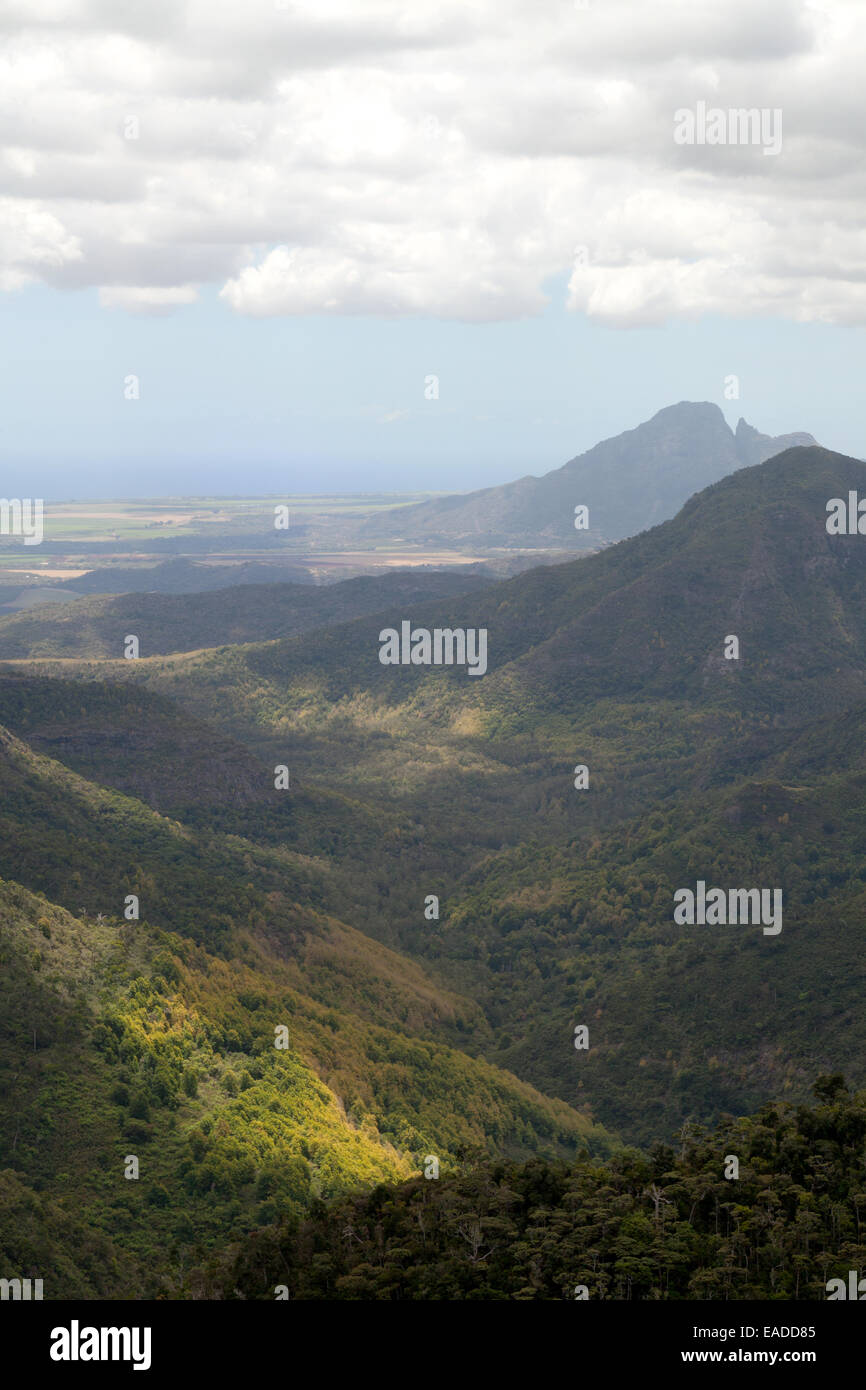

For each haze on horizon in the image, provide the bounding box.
[0,0,863,495]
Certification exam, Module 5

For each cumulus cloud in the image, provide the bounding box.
[0,0,863,324]
[98,283,198,312]
[0,198,82,289]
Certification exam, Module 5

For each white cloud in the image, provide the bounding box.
[0,197,82,289]
[98,283,198,312]
[0,0,863,324]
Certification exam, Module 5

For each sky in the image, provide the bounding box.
[0,0,864,497]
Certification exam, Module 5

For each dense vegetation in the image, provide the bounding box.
[0,569,492,659]
[3,444,866,1298]
[0,817,610,1296]
[212,1077,866,1300]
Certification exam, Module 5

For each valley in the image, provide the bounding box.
[4,430,866,1299]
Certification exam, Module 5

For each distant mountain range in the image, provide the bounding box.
[64,557,316,596]
[0,404,817,617]
[354,401,817,550]
[0,569,495,659]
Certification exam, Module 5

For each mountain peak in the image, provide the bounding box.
[356,401,817,551]
[734,415,817,467]
[650,400,728,423]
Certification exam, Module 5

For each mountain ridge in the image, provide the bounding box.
[354,401,817,550]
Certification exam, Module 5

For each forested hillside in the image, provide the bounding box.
[0,568,492,660]
[3,445,866,1297]
[212,1077,866,1300]
[0,726,613,1296]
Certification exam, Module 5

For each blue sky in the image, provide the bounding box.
[1,1,863,498]
[2,278,863,498]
